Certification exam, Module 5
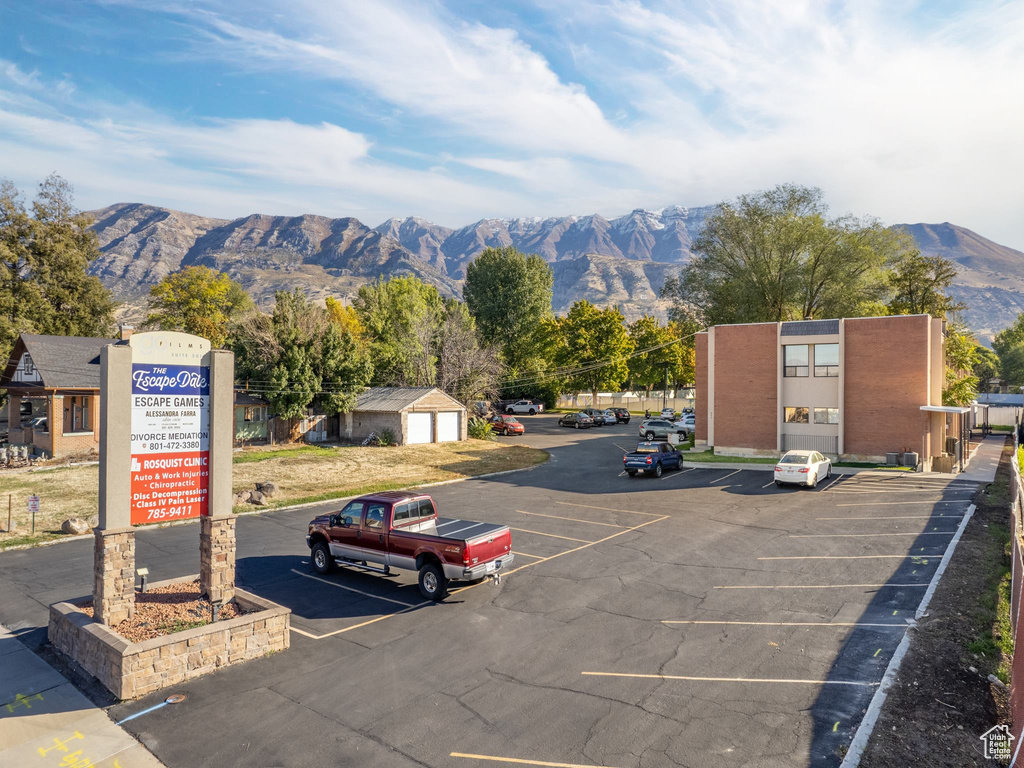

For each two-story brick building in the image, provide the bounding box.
[695,315,963,469]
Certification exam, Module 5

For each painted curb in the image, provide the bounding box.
[839,502,977,768]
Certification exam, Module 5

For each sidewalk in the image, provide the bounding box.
[0,625,163,767]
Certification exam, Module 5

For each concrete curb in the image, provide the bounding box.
[839,502,977,768]
[680,461,907,475]
[0,452,551,551]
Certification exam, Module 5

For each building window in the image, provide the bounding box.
[814,407,839,424]
[784,407,809,423]
[814,343,839,377]
[784,345,808,377]
[22,354,34,376]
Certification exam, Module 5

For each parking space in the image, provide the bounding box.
[0,415,981,768]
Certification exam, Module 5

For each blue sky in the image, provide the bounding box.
[2,0,1022,247]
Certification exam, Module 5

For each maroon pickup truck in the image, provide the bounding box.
[306,491,514,600]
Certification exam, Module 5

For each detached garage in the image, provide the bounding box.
[343,387,468,446]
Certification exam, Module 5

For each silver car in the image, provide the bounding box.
[639,419,679,440]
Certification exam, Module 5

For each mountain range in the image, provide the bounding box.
[87,203,1024,342]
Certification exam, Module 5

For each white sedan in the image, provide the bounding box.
[774,450,832,488]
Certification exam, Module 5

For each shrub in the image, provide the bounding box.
[377,428,396,446]
[468,417,495,441]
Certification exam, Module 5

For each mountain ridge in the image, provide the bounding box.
[86,203,1024,341]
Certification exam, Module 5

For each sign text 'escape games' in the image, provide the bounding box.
[129,333,212,526]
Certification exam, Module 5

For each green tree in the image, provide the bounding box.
[233,290,371,420]
[973,344,1000,392]
[664,185,905,326]
[627,316,691,401]
[551,301,634,403]
[144,266,251,347]
[355,275,444,386]
[886,251,964,319]
[943,324,979,406]
[993,312,1024,359]
[0,175,115,368]
[464,246,553,372]
[1000,346,1024,391]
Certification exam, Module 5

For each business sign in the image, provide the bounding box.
[128,332,212,526]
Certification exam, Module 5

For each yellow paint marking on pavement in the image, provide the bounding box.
[556,501,663,518]
[581,671,876,687]
[815,515,963,520]
[291,569,422,608]
[714,583,928,590]
[833,721,839,732]
[509,527,594,543]
[662,620,907,627]
[517,510,626,528]
[836,500,966,507]
[790,532,955,538]
[874,648,882,657]
[513,551,547,559]
[758,555,910,560]
[288,625,321,639]
[451,752,618,768]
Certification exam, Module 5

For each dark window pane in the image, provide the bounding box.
[784,345,809,366]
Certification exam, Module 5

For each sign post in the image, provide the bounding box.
[93,331,236,625]
[28,495,38,534]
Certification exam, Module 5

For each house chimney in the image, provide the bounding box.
[119,324,134,341]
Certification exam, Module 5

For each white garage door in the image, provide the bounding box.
[407,412,433,444]
[437,412,460,442]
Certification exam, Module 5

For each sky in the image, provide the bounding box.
[1,0,1023,247]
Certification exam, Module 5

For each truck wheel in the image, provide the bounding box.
[418,563,449,601]
[529,408,536,415]
[626,469,637,477]
[653,463,663,478]
[311,542,333,574]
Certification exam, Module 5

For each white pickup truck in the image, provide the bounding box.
[505,400,544,415]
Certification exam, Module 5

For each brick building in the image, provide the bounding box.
[343,387,467,445]
[695,315,960,469]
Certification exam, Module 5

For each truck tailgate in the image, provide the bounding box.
[465,525,512,564]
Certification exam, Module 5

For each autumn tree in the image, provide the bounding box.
[144,266,251,347]
[232,290,371,419]
[551,300,634,403]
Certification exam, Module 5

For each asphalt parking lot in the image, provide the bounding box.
[0,414,980,767]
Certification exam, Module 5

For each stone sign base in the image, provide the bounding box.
[48,576,290,700]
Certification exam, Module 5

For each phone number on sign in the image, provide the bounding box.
[145,506,196,521]
[143,440,203,452]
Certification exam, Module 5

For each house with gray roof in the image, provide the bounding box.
[343,387,467,445]
[1,333,119,458]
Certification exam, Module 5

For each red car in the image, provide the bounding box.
[307,491,513,600]
[490,414,525,436]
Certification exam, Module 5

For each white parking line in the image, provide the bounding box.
[790,532,956,538]
[661,467,696,480]
[836,500,968,507]
[556,501,662,518]
[662,620,908,628]
[757,555,914,560]
[831,488,974,495]
[819,473,844,491]
[451,753,618,768]
[509,527,594,543]
[518,510,626,528]
[713,583,929,590]
[291,569,421,608]
[711,469,741,484]
[762,479,775,488]
[582,671,876,687]
[815,515,964,520]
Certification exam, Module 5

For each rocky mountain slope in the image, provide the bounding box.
[86,204,1022,338]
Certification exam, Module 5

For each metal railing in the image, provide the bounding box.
[1008,424,1024,765]
[781,433,839,456]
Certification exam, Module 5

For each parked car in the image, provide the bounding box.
[623,441,683,477]
[774,451,832,488]
[611,408,631,424]
[490,414,525,436]
[639,419,680,441]
[580,407,613,425]
[660,408,676,419]
[307,491,513,600]
[673,416,696,435]
[681,408,694,415]
[558,412,594,429]
[506,399,543,415]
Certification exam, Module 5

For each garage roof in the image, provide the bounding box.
[354,386,463,412]
[1,334,121,390]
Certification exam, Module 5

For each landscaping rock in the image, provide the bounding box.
[60,517,90,535]
[255,481,279,497]
[234,490,253,505]
[249,491,268,506]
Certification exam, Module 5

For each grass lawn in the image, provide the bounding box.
[0,440,548,551]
